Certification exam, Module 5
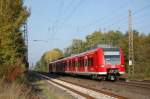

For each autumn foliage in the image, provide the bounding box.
[0,0,29,80]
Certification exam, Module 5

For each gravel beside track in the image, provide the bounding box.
[115,80,150,90]
[39,73,125,99]
[42,73,150,99]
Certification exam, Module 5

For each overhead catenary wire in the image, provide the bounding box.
[59,0,84,29]
[79,1,129,30]
[48,1,150,50]
[49,0,84,43]
[49,0,64,40]
[62,0,75,15]
[105,4,150,29]
[54,0,64,31]
[79,3,150,33]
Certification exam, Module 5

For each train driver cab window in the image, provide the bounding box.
[88,57,93,66]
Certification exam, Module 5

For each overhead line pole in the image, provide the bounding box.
[23,22,29,68]
[128,9,134,77]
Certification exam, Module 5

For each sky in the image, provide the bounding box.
[24,0,150,68]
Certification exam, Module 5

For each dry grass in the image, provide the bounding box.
[0,78,39,99]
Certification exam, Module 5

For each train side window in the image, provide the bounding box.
[88,57,93,66]
[69,60,72,66]
[75,61,78,66]
[80,59,82,66]
[72,61,75,66]
[67,61,69,67]
[80,59,84,66]
[64,62,67,67]
[78,59,81,66]
[84,59,88,66]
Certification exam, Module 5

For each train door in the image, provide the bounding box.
[49,64,52,73]
[75,58,78,72]
[88,56,94,72]
[62,61,65,72]
[78,58,81,72]
[52,63,56,73]
[84,56,88,72]
[79,57,84,72]
[72,59,75,72]
[67,60,69,71]
[70,59,73,71]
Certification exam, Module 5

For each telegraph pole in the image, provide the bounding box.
[23,22,29,69]
[128,9,134,77]
[103,28,106,44]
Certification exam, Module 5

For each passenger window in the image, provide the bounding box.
[69,61,72,66]
[84,59,88,66]
[75,61,78,66]
[72,61,75,66]
[81,59,84,66]
[78,59,82,66]
[78,60,80,66]
[88,57,93,66]
[67,61,69,67]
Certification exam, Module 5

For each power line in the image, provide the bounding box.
[80,4,150,33]
[49,0,84,48]
[133,4,150,15]
[137,24,150,33]
[78,1,130,31]
[49,0,83,44]
[55,0,64,33]
[62,0,75,15]
[49,0,64,41]
[60,0,84,28]
[105,4,150,29]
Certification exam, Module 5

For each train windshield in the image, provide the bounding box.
[103,48,120,65]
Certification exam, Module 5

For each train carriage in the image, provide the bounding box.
[49,47,125,80]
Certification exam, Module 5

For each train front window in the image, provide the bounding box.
[103,48,120,65]
[104,55,120,64]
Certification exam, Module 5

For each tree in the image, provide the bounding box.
[0,0,29,65]
[0,0,29,79]
[35,48,63,72]
[85,31,104,49]
[106,30,123,46]
[64,39,85,56]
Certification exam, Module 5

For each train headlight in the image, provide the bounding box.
[101,65,105,67]
[121,65,124,67]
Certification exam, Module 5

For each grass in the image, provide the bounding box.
[36,80,75,99]
[0,79,38,99]
[0,71,75,99]
[18,71,74,99]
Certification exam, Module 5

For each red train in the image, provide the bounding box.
[49,47,125,80]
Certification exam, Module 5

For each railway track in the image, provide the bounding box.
[38,73,127,99]
[116,80,150,90]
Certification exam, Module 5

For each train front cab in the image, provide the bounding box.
[97,48,125,80]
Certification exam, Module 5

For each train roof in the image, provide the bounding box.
[49,48,99,64]
[49,46,120,64]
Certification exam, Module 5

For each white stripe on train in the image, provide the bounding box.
[65,71,125,75]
